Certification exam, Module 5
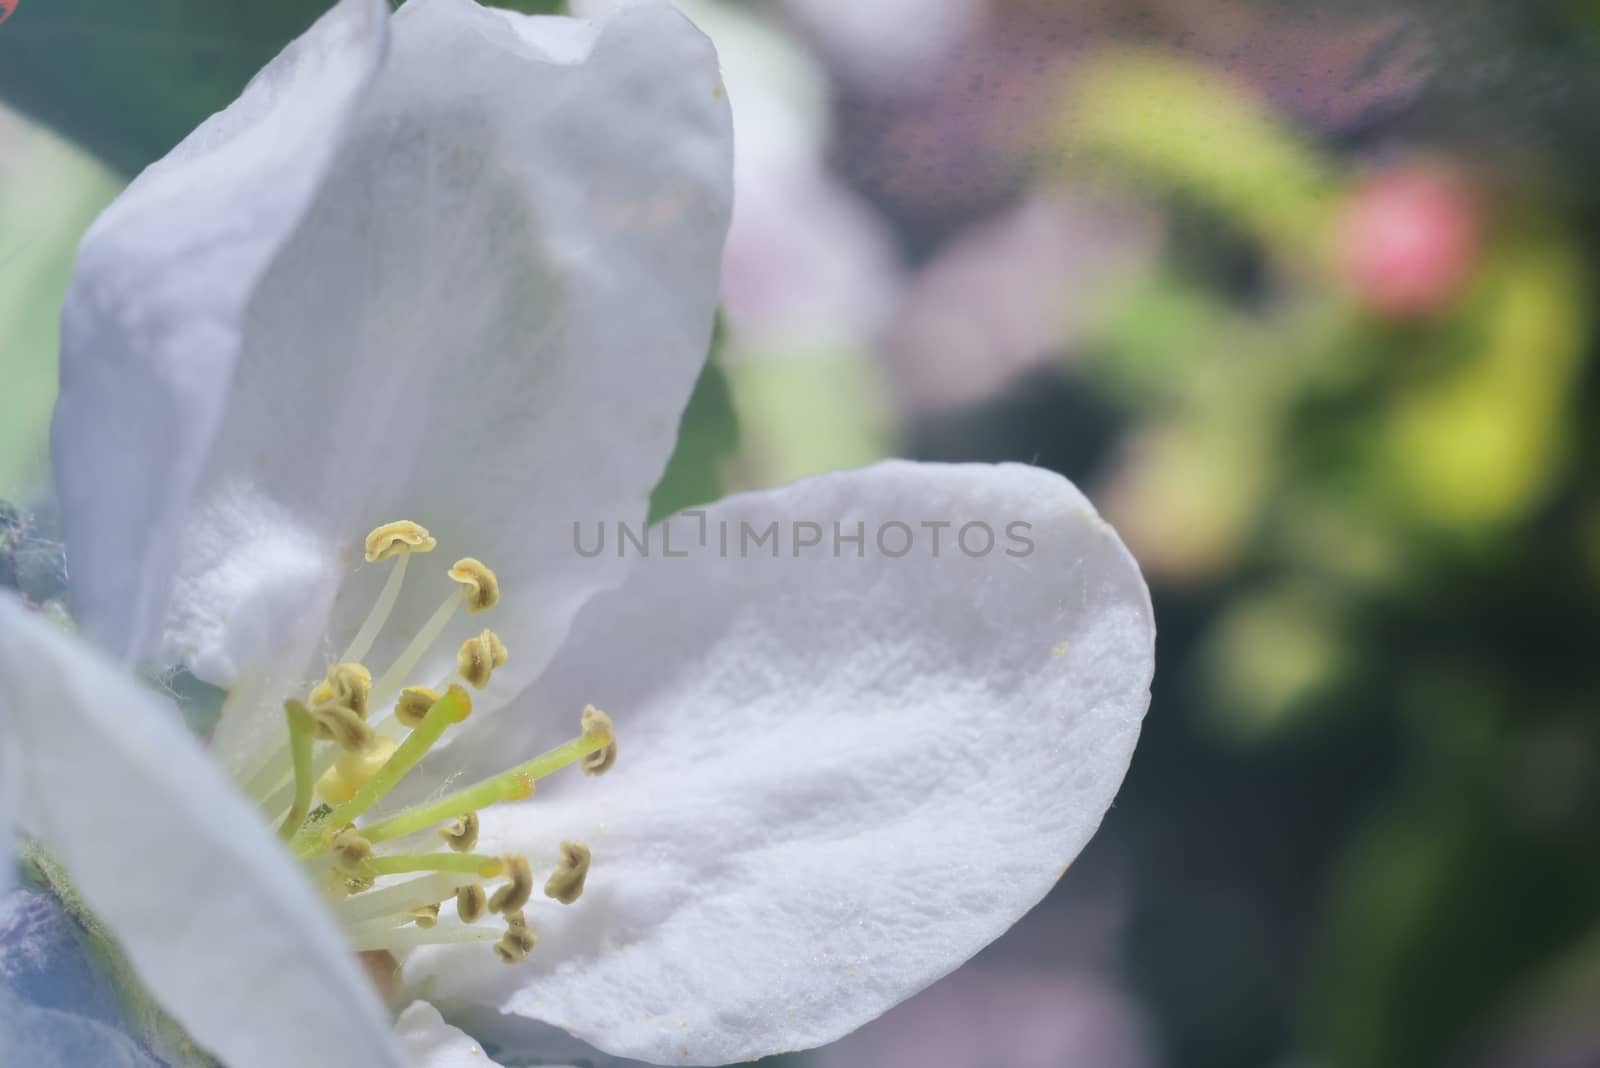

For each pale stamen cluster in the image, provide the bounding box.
[230,521,615,966]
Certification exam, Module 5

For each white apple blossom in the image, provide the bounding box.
[0,1,1155,1066]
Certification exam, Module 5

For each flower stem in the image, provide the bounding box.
[361,727,611,846]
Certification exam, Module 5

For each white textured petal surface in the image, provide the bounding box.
[408,461,1155,1064]
[395,1002,530,1068]
[52,0,388,665]
[0,598,403,1068]
[188,0,730,774]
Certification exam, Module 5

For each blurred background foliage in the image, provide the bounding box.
[3,0,1599,1066]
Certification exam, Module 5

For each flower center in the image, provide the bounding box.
[233,521,616,966]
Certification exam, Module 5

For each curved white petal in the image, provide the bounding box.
[52,0,389,666]
[408,461,1155,1064]
[0,598,403,1068]
[179,0,730,775]
[395,1001,543,1068]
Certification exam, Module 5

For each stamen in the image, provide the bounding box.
[357,714,613,846]
[495,911,538,964]
[456,630,508,690]
[279,701,317,839]
[544,841,591,905]
[365,521,438,563]
[395,687,439,729]
[456,884,487,924]
[311,704,374,752]
[447,558,500,613]
[409,904,441,929]
[489,856,532,914]
[335,872,476,926]
[369,588,468,708]
[440,812,479,853]
[581,706,617,775]
[293,686,473,856]
[310,663,372,720]
[330,828,374,874]
[355,853,506,879]
[347,923,503,954]
[342,554,410,665]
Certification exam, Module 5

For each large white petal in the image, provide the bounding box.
[408,461,1155,1065]
[187,0,731,776]
[0,598,403,1068]
[394,1001,567,1068]
[52,0,389,666]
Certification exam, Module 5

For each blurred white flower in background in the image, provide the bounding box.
[781,0,984,93]
[884,190,1161,416]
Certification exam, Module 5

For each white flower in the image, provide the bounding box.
[1,1,1156,1067]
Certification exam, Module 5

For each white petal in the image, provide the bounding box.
[409,461,1155,1065]
[170,0,729,702]
[52,0,389,666]
[0,598,403,1068]
[394,1001,536,1068]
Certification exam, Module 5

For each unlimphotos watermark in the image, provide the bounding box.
[572,512,1035,560]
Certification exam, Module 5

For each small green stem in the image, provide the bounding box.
[361,728,611,846]
[357,853,504,878]
[278,701,317,839]
[294,687,470,856]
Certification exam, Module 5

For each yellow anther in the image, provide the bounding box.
[544,841,591,905]
[457,884,487,924]
[448,558,500,613]
[494,911,538,964]
[395,686,440,729]
[489,855,532,914]
[457,629,509,690]
[312,704,375,752]
[344,874,376,895]
[440,812,479,853]
[331,829,374,875]
[365,521,438,563]
[309,663,372,719]
[581,706,617,776]
[410,903,441,929]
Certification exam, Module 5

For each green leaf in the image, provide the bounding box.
[0,0,333,175]
[648,339,741,523]
[0,112,120,498]
[0,0,566,175]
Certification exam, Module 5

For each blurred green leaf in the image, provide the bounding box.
[725,349,891,488]
[0,0,564,176]
[648,347,740,523]
[1382,233,1588,533]
[0,0,332,175]
[1059,50,1339,251]
[1309,775,1600,1068]
[490,0,564,12]
[0,111,120,497]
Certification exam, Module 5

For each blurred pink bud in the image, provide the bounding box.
[1335,166,1480,319]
